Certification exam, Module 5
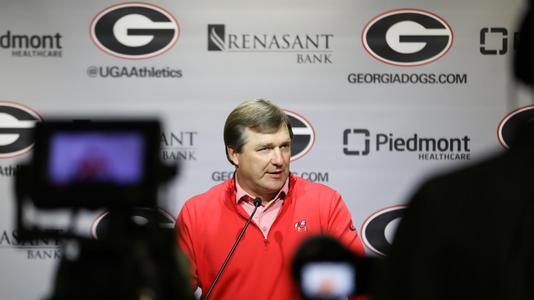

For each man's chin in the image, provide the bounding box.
[261,179,286,193]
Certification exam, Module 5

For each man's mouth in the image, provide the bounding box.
[266,170,284,178]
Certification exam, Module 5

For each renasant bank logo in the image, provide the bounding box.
[160,130,198,161]
[207,24,334,64]
[343,128,471,161]
[0,228,62,260]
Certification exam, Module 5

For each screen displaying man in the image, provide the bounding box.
[175,99,364,300]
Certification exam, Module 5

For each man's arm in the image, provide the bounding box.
[325,192,368,300]
[326,192,365,256]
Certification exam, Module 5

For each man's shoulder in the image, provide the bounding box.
[291,175,340,198]
[292,175,336,189]
[184,179,233,208]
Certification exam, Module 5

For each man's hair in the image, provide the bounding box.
[223,99,293,164]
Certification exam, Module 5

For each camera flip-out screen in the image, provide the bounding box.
[30,120,161,210]
[48,132,144,185]
[301,262,355,299]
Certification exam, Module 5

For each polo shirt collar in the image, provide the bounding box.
[234,175,289,204]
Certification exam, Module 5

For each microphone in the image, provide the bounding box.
[203,197,262,300]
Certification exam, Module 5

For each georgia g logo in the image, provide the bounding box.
[0,101,42,159]
[497,105,534,149]
[90,2,180,59]
[284,110,315,162]
[362,9,453,66]
[361,206,406,256]
[91,207,175,239]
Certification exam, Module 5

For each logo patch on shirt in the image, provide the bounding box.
[295,219,308,232]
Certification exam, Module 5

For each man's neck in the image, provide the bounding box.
[234,174,281,205]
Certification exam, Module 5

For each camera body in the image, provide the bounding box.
[14,119,193,300]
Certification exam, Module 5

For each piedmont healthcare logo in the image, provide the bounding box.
[0,101,42,159]
[0,30,63,58]
[343,128,471,161]
[497,105,534,149]
[361,206,406,256]
[480,27,518,55]
[207,24,334,64]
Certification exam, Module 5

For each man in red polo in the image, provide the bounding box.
[176,99,364,300]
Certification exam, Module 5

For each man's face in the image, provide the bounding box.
[228,125,291,201]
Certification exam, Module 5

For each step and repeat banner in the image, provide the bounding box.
[0,0,530,298]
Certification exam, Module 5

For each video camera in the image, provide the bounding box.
[15,119,177,237]
[14,119,194,300]
[292,235,379,300]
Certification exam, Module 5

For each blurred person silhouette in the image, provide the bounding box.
[375,2,534,300]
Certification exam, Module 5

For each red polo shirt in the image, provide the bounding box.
[235,176,288,239]
[176,175,364,300]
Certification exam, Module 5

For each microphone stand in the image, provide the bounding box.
[203,197,262,300]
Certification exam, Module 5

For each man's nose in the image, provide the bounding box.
[271,147,283,165]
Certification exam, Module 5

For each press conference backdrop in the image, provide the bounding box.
[0,0,530,298]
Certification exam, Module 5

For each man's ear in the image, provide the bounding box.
[227,146,239,167]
